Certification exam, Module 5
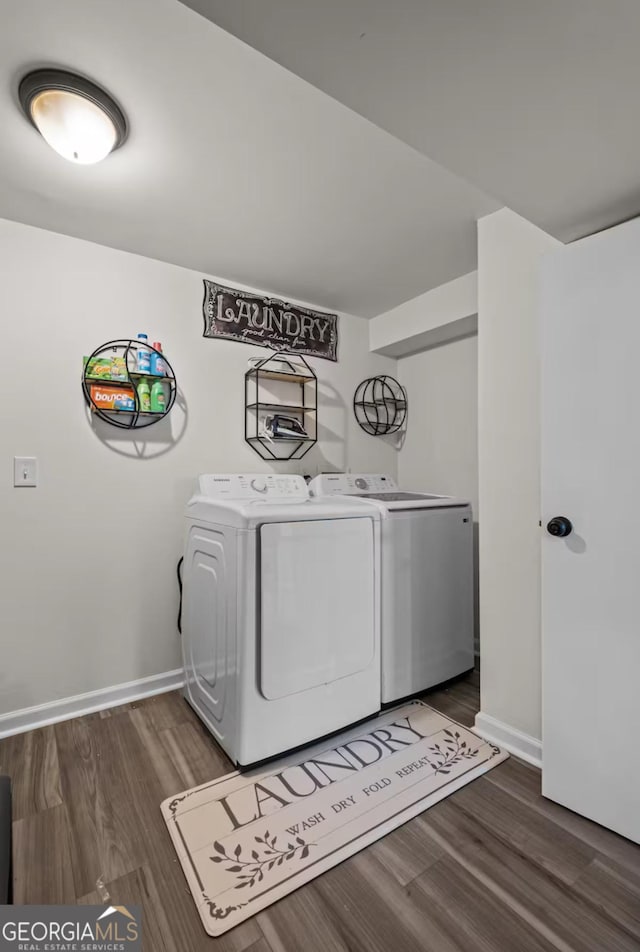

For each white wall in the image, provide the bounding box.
[398,336,478,513]
[370,271,477,357]
[0,218,397,717]
[476,208,560,747]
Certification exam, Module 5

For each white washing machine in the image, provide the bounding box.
[309,474,474,703]
[182,473,381,766]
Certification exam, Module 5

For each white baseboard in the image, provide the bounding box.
[0,668,185,740]
[473,711,542,768]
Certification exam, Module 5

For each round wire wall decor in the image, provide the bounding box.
[82,339,177,429]
[353,375,407,436]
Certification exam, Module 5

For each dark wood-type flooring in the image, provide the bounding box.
[1,670,639,951]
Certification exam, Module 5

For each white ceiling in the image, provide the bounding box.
[0,0,498,319]
[182,0,640,242]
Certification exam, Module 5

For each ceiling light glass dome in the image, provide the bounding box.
[19,69,128,165]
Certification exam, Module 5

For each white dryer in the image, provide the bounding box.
[182,473,381,766]
[309,474,474,703]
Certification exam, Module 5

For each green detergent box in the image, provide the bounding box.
[84,355,128,381]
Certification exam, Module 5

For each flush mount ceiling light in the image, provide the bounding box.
[19,68,128,165]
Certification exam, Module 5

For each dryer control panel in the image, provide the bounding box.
[309,473,398,496]
[198,473,309,499]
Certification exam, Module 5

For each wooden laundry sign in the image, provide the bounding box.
[202,280,338,361]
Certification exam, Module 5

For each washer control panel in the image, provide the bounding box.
[198,473,309,499]
[309,473,397,496]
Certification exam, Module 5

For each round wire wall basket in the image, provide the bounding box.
[353,375,407,436]
[82,339,177,429]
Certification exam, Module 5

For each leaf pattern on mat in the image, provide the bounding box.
[424,729,480,774]
[167,794,187,816]
[210,830,313,890]
[204,895,247,920]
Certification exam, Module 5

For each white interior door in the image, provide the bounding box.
[541,217,640,843]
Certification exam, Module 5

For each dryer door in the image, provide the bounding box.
[259,517,375,700]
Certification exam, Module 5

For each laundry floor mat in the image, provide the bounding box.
[161,700,508,936]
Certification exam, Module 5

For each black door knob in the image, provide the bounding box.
[547,516,573,538]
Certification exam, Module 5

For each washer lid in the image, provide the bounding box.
[354,491,443,502]
[354,492,470,512]
[309,473,470,511]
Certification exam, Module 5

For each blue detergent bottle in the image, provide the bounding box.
[137,333,151,373]
[149,341,165,375]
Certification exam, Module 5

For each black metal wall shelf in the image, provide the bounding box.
[245,353,317,460]
[82,339,177,429]
[246,402,316,413]
[354,375,407,436]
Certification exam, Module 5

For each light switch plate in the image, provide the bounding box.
[14,456,37,487]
